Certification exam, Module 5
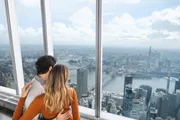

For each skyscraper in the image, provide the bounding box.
[123,76,133,117]
[166,76,170,94]
[166,93,176,117]
[123,76,133,96]
[140,85,152,105]
[77,68,88,100]
[148,46,152,68]
[156,96,169,119]
[149,46,152,58]
[175,91,180,119]
[175,80,180,93]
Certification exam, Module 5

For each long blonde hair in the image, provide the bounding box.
[44,64,73,113]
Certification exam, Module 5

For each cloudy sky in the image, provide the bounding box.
[0,0,180,49]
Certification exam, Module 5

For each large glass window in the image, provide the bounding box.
[102,1,180,120]
[51,0,96,108]
[0,1,15,89]
[16,0,44,83]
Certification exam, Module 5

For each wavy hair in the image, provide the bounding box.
[44,64,73,113]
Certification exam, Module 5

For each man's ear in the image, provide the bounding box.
[49,66,52,71]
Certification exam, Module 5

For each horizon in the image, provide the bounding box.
[1,44,180,50]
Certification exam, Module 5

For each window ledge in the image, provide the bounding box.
[0,86,16,95]
[0,90,135,120]
[79,106,135,120]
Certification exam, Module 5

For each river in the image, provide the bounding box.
[58,60,176,94]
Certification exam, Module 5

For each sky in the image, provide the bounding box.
[0,0,180,49]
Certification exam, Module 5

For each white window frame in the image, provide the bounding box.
[40,0,54,56]
[95,0,103,118]
[4,0,24,95]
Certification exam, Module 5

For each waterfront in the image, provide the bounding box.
[59,59,176,94]
[103,76,176,94]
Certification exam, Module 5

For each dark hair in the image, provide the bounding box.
[35,55,56,75]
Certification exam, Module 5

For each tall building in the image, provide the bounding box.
[176,109,180,120]
[176,91,180,107]
[123,76,133,117]
[126,57,130,70]
[174,80,180,93]
[134,87,148,106]
[149,46,152,58]
[166,93,176,117]
[175,91,180,119]
[123,76,133,96]
[148,46,152,68]
[156,96,169,119]
[140,85,152,105]
[77,68,88,100]
[167,75,170,94]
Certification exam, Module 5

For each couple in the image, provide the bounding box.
[12,55,80,120]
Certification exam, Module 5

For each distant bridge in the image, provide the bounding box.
[89,67,124,91]
[69,65,124,91]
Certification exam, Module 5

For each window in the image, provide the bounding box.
[16,0,44,83]
[0,1,15,89]
[102,1,180,120]
[51,0,96,108]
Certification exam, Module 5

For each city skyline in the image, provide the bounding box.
[1,43,180,119]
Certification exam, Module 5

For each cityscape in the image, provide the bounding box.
[0,0,179,119]
[1,45,180,120]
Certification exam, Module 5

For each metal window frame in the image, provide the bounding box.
[95,0,103,118]
[40,0,54,56]
[4,0,24,95]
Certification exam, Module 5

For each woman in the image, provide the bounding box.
[12,64,80,120]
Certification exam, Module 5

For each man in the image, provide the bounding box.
[24,55,71,120]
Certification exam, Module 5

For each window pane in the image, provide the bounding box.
[103,1,180,120]
[16,0,44,83]
[0,1,15,89]
[51,0,96,108]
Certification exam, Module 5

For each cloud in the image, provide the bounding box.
[147,31,170,39]
[111,13,136,26]
[52,22,95,45]
[0,24,43,45]
[152,20,180,32]
[69,7,95,28]
[18,27,43,44]
[0,6,96,46]
[102,5,180,49]
[0,4,180,49]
